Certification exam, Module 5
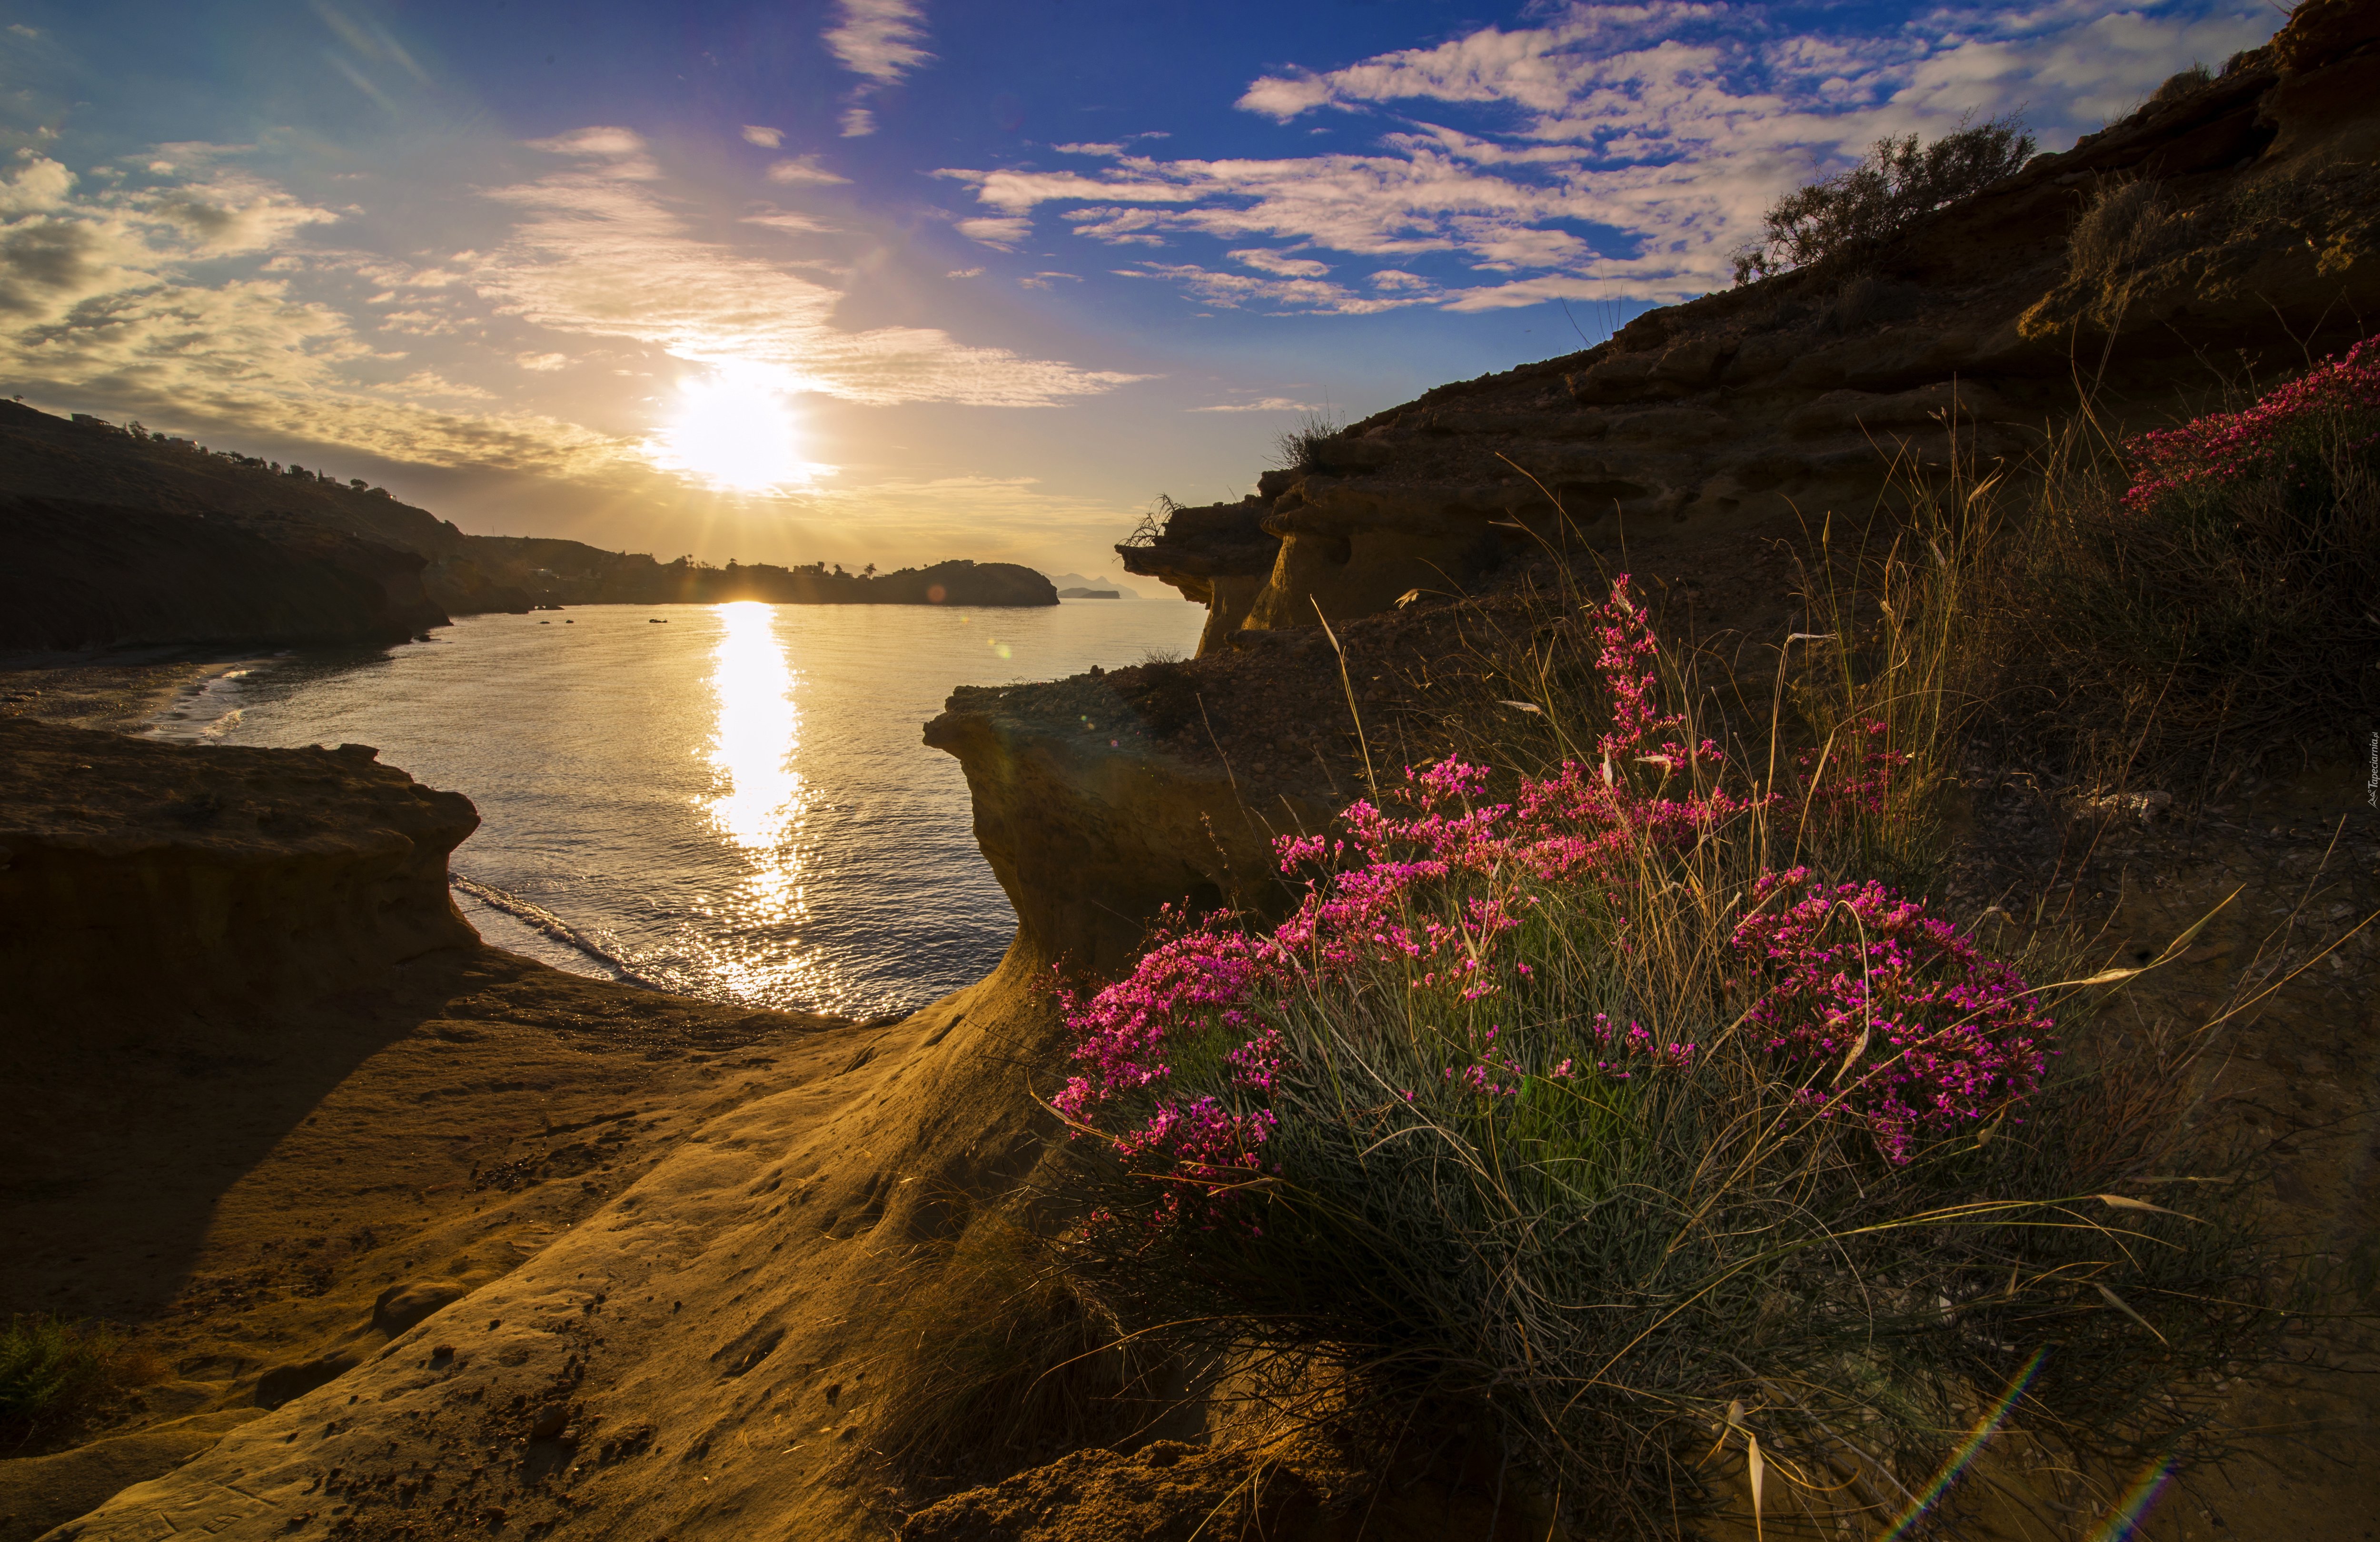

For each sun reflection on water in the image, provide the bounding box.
[697,602,827,1001]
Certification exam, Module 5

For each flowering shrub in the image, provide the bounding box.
[1041,574,2265,1541]
[1795,715,1912,821]
[2122,335,2380,513]
[1731,868,2052,1162]
[1052,577,2048,1235]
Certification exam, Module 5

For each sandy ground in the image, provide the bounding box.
[0,648,272,734]
[0,943,862,1542]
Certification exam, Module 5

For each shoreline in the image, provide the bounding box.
[0,648,279,736]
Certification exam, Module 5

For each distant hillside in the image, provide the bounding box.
[463,539,1058,608]
[0,402,1059,652]
[0,494,446,652]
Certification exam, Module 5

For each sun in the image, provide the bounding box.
[655,367,811,492]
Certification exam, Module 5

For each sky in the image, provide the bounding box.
[0,0,2278,578]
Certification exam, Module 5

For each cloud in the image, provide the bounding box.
[1189,396,1319,412]
[942,0,2274,310]
[1120,260,1430,315]
[1052,142,1125,157]
[525,126,648,160]
[766,155,849,185]
[516,351,569,370]
[471,132,1146,408]
[741,212,837,234]
[1018,270,1080,290]
[823,0,931,84]
[946,266,984,278]
[956,215,1031,249]
[741,125,784,148]
[823,0,930,135]
[1231,248,1329,277]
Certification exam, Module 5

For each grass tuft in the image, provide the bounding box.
[0,1314,159,1453]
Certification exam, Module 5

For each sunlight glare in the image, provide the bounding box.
[658,366,809,492]
[693,602,837,1005]
[704,601,805,852]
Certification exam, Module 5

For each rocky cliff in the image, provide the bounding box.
[1126,9,2380,652]
[0,720,478,1017]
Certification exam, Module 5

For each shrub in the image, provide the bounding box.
[1733,117,2035,284]
[2066,178,2179,295]
[1043,577,2275,1535]
[1271,412,1346,474]
[2146,63,2214,108]
[0,1315,155,1452]
[1991,336,2380,781]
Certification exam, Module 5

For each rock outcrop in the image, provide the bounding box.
[1126,10,2380,652]
[0,719,477,1018]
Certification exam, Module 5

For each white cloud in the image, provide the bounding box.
[956,215,1031,250]
[741,211,837,234]
[1121,260,1430,316]
[946,266,984,278]
[516,351,569,370]
[1231,248,1329,277]
[942,0,2275,311]
[472,133,1145,408]
[525,126,648,160]
[823,0,930,136]
[1189,396,1319,413]
[823,0,931,84]
[766,155,849,185]
[1051,142,1125,157]
[741,125,784,148]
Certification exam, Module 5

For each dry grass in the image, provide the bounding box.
[1970,405,2380,793]
[1037,517,2290,1537]
[0,1314,160,1454]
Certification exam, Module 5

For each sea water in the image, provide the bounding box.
[147,598,1204,1017]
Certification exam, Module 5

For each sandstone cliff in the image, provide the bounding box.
[0,720,477,1018]
[1126,11,2380,653]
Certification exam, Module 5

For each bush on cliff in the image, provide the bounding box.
[1991,336,2380,781]
[1733,116,2035,284]
[1036,568,2280,1536]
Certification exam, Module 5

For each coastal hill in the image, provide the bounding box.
[0,402,1055,652]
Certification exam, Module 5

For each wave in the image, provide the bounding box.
[447,873,668,989]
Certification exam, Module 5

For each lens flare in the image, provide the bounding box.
[654,366,809,491]
[1879,1346,2048,1541]
[2085,1455,2176,1542]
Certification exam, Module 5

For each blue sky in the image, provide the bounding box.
[0,0,2276,576]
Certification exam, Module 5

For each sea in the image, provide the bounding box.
[146,598,1205,1018]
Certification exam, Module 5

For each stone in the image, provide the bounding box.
[374,1279,469,1338]
[255,1353,361,1409]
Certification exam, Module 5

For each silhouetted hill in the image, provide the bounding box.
[0,495,445,651]
[0,403,1059,651]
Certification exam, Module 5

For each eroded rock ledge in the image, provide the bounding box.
[0,719,478,1018]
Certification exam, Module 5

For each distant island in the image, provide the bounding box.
[0,401,1057,653]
